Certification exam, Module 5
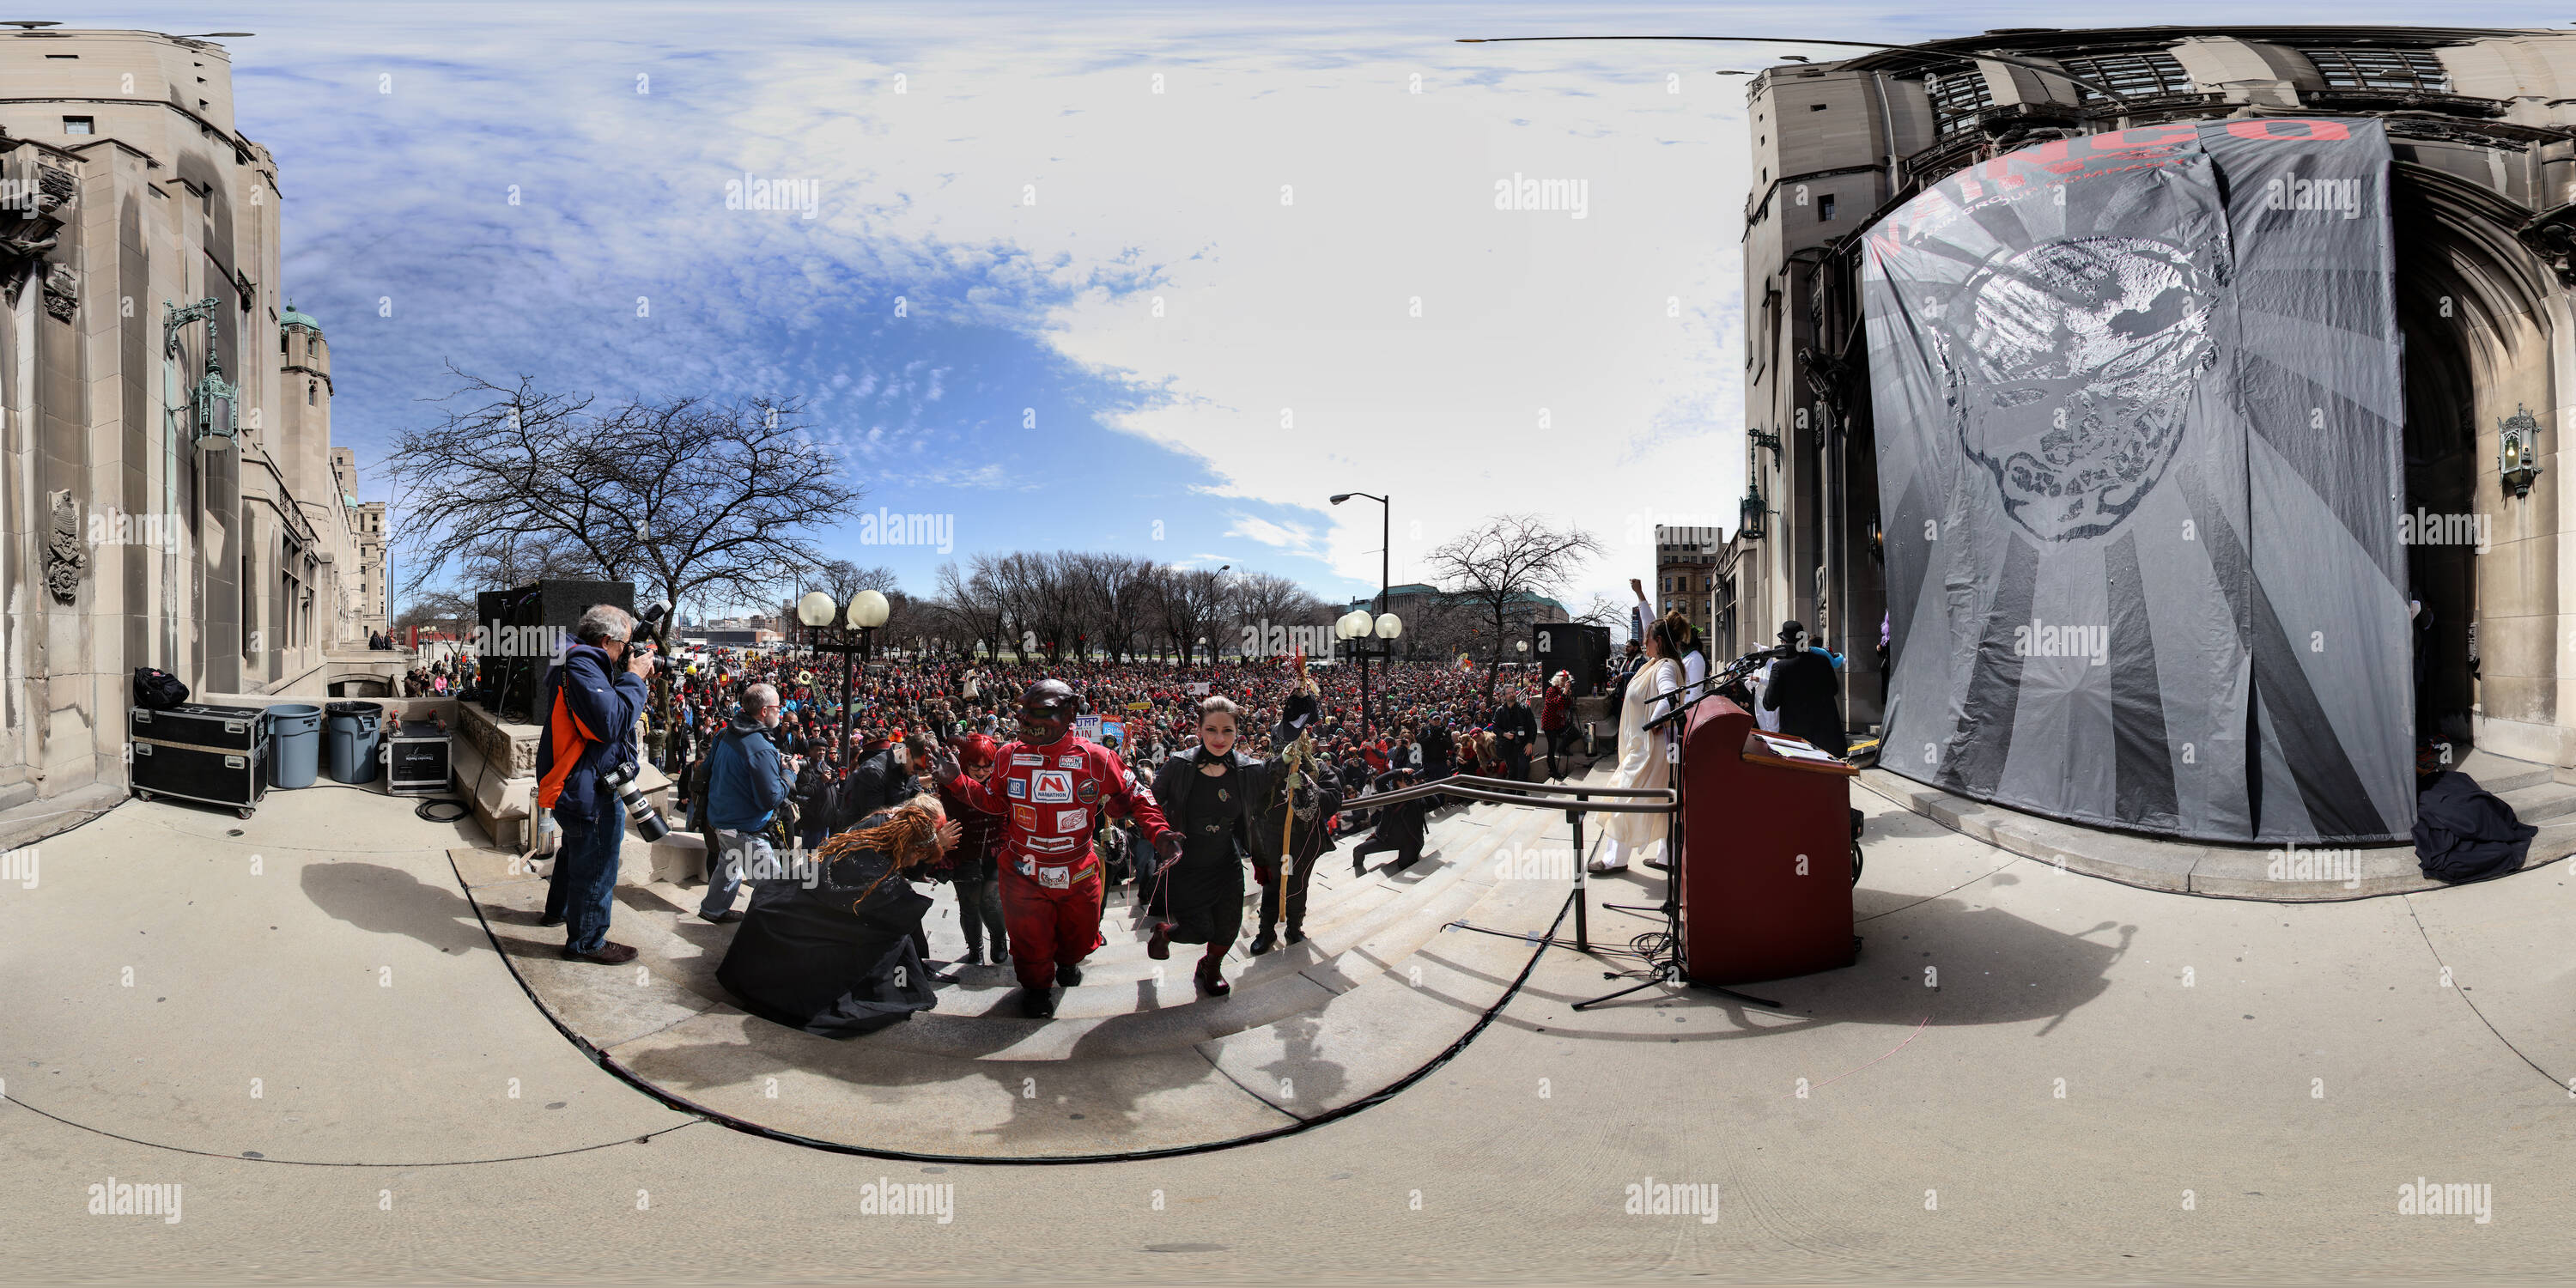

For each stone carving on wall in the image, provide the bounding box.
[2518,203,2576,288]
[40,262,76,322]
[45,492,83,604]
[1,162,72,309]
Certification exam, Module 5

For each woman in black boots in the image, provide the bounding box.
[1145,696,1269,996]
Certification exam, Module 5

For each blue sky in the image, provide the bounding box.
[82,1,2570,615]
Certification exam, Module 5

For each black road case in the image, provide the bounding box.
[130,703,270,817]
[385,720,453,796]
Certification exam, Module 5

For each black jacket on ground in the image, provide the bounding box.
[2413,770,2536,884]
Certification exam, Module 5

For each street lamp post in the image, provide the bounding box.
[1334,607,1403,737]
[1330,491,1392,732]
[797,588,890,762]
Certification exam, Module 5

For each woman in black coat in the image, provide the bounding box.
[1145,696,1279,997]
[715,800,961,1038]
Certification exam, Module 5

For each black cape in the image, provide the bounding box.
[2412,770,2537,885]
[715,841,938,1038]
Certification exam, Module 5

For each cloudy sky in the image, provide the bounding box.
[84,1,2561,617]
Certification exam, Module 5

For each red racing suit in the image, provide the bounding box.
[939,734,1174,991]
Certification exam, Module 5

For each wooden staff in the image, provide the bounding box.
[1275,730,1313,937]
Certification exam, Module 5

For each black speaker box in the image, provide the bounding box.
[483,580,635,721]
[1534,623,1613,698]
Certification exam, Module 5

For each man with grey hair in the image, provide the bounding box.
[537,603,653,963]
[702,678,792,922]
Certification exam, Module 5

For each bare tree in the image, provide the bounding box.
[1155,565,1229,665]
[935,559,1007,660]
[393,589,477,638]
[454,530,603,590]
[386,371,864,617]
[1425,514,1605,698]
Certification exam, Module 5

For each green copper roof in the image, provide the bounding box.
[280,299,321,332]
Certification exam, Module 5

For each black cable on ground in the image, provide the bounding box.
[453,851,1576,1166]
[0,1094,706,1168]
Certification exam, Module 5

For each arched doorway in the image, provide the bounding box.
[2391,164,2558,751]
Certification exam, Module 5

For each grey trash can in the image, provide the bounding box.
[267,704,325,789]
[325,701,386,784]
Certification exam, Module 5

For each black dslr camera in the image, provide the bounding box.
[631,599,677,677]
[598,757,672,842]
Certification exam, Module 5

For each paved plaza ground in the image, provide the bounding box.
[3,776,2572,1283]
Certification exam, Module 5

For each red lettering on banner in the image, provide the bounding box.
[2089,122,2196,154]
[2224,118,2351,142]
[2016,137,2084,173]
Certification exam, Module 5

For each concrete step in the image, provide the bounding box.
[601,796,1559,1059]
[2456,747,2553,795]
[2497,780,2576,825]
[460,769,1605,1155]
[580,784,1572,1061]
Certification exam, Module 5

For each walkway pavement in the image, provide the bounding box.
[1860,746,2576,898]
[3,779,2571,1282]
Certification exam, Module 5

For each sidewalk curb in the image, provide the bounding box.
[1856,769,2568,902]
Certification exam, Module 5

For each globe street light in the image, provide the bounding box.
[801,587,890,762]
[1332,491,1393,732]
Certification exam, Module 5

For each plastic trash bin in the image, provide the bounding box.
[267,704,324,789]
[325,701,386,784]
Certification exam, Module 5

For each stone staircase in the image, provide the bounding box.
[456,769,1601,1157]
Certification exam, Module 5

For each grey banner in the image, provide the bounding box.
[1864,119,2408,843]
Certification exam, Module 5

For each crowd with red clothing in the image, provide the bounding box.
[650,645,1578,1020]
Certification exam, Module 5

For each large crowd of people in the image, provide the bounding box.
[647,648,1577,824]
[629,636,1601,1021]
[520,600,1832,1030]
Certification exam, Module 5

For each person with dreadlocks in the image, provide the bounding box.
[714,797,962,1038]
[930,679,1180,1018]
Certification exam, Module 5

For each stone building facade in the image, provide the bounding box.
[1738,25,2576,771]
[0,27,381,811]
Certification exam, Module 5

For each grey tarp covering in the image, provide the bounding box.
[1865,119,2411,843]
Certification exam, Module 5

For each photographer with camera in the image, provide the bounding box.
[536,605,653,964]
[700,681,793,924]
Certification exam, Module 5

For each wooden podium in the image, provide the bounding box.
[1674,696,1859,985]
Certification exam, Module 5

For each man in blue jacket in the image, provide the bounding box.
[702,681,791,923]
[537,605,653,963]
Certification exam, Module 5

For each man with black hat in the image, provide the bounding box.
[1762,620,1849,756]
[932,679,1182,1018]
[1348,764,1430,875]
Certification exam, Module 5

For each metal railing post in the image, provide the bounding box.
[1571,790,1589,952]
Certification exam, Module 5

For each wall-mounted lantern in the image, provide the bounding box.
[2500,405,2543,500]
[163,297,240,450]
[1738,488,1769,543]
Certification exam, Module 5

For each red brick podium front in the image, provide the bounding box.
[1676,696,1859,985]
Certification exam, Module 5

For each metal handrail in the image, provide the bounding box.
[1440,772,1675,799]
[1313,769,1675,954]
[1321,774,1674,815]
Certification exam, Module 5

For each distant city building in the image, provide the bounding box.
[1655,525,1734,654]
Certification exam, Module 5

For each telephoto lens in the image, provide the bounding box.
[600,759,671,842]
